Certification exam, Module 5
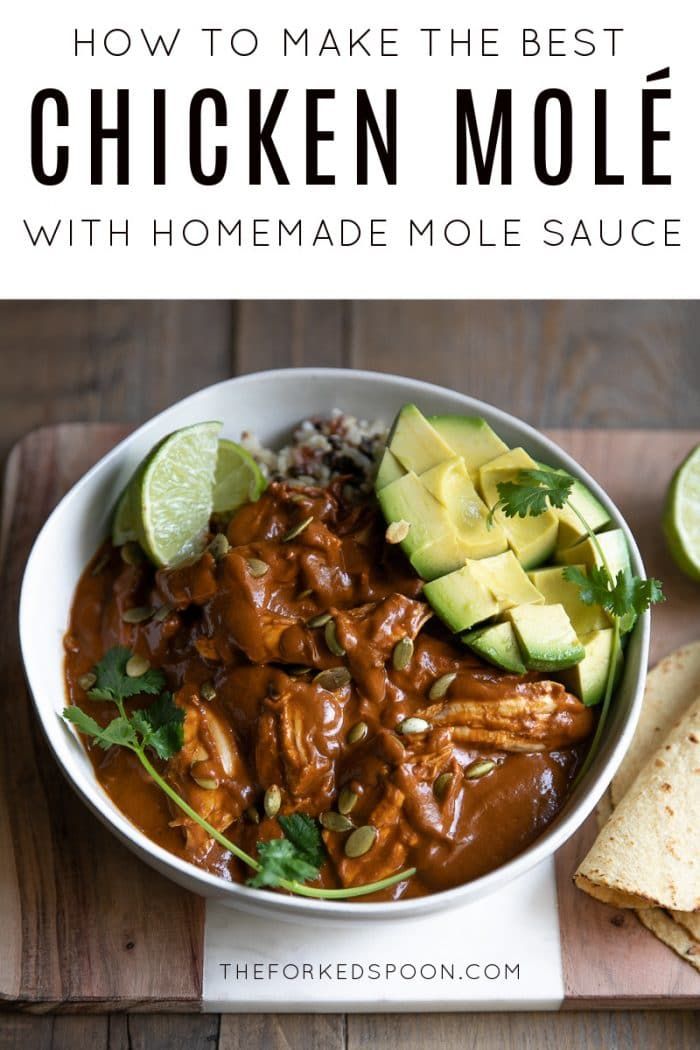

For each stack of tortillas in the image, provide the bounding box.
[574,642,700,970]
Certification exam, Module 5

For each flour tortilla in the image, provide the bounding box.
[575,695,700,912]
[612,641,700,804]
[576,644,700,969]
[637,910,700,973]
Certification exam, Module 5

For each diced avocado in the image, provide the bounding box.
[388,404,455,475]
[419,457,508,558]
[377,471,457,557]
[429,415,509,479]
[507,603,585,672]
[375,448,406,490]
[423,551,543,633]
[467,550,544,611]
[555,527,630,575]
[479,448,559,570]
[559,628,623,706]
[410,534,471,581]
[555,528,636,635]
[423,563,500,633]
[462,621,526,674]
[535,463,612,551]
[528,565,611,635]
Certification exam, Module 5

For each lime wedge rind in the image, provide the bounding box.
[135,421,222,568]
[663,444,700,583]
[213,439,267,515]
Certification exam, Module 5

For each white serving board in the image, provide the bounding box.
[203,859,563,1012]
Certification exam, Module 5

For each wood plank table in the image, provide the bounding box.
[1,301,699,1049]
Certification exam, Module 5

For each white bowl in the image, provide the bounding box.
[19,368,649,924]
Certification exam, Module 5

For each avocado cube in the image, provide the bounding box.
[375,448,406,490]
[462,621,526,674]
[428,414,509,479]
[528,565,611,635]
[388,404,455,475]
[555,528,635,633]
[467,551,544,611]
[559,628,623,706]
[419,457,508,558]
[410,535,471,581]
[507,603,585,672]
[534,461,611,551]
[423,564,500,633]
[479,448,559,570]
[377,471,457,557]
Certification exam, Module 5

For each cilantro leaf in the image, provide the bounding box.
[131,693,185,760]
[87,646,167,704]
[563,565,612,607]
[493,468,574,521]
[563,565,665,618]
[63,706,137,750]
[247,838,320,889]
[278,813,325,868]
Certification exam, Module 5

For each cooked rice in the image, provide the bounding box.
[240,410,388,495]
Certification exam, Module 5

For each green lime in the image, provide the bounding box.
[133,421,222,567]
[212,439,266,514]
[663,444,700,582]
[111,483,138,546]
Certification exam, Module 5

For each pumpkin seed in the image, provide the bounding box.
[298,589,313,600]
[153,603,173,623]
[122,606,154,624]
[120,541,144,566]
[429,672,457,700]
[338,787,358,815]
[320,811,355,832]
[208,533,230,560]
[287,665,312,677]
[397,716,430,735]
[264,784,282,817]
[282,516,314,542]
[307,612,332,628]
[77,672,96,691]
[246,558,269,578]
[347,721,368,745]
[385,520,411,544]
[193,776,218,791]
[126,654,150,678]
[314,667,352,692]
[465,758,496,780]
[344,825,377,859]
[190,745,209,765]
[392,637,414,671]
[90,551,111,576]
[433,772,454,800]
[245,806,260,825]
[200,681,216,702]
[324,619,346,657]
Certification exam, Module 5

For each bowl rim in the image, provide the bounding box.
[19,366,650,921]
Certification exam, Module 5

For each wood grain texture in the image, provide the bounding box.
[0,302,233,465]
[347,301,700,430]
[550,429,700,1008]
[0,426,204,1010]
[234,301,350,372]
[219,1014,345,1050]
[347,1011,700,1050]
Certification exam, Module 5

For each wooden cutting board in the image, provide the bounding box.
[1,424,699,1012]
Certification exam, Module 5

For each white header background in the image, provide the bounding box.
[2,0,697,297]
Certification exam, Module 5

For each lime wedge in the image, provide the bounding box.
[133,422,222,567]
[111,483,138,546]
[213,439,266,515]
[663,444,700,582]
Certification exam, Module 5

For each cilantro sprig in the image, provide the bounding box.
[488,467,664,782]
[63,648,414,900]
